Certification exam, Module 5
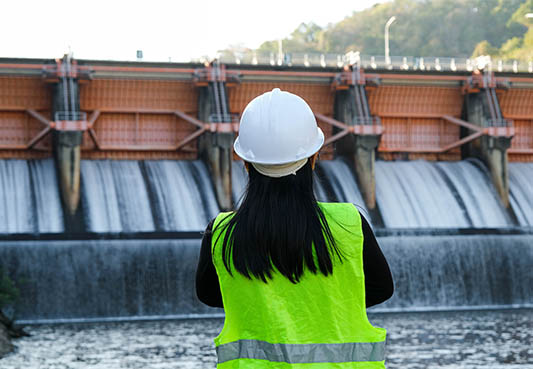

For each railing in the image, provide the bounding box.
[55,111,87,121]
[212,52,533,74]
[353,116,381,126]
[485,118,512,128]
[208,113,239,123]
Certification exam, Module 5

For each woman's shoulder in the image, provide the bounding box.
[317,202,362,227]
[211,211,235,231]
[317,201,359,214]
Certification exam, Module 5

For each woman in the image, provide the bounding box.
[196,88,393,368]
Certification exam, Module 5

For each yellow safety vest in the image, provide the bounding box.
[212,202,387,368]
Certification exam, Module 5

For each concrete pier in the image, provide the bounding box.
[198,85,233,211]
[334,86,381,211]
[51,72,84,228]
[53,131,82,216]
[464,90,512,208]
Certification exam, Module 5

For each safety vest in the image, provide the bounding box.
[211,202,387,368]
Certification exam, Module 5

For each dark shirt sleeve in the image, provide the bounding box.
[360,213,394,307]
[195,212,394,309]
[195,219,223,308]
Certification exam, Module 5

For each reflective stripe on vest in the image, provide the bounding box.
[217,339,386,364]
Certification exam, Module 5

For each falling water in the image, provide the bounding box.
[318,159,365,208]
[3,233,531,323]
[231,161,247,205]
[144,160,219,231]
[0,159,63,233]
[1,159,527,233]
[377,234,533,310]
[436,160,511,227]
[0,160,32,233]
[509,163,533,226]
[2,238,219,322]
[81,160,155,232]
[1,158,532,323]
[376,160,512,228]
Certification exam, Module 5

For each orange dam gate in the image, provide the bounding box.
[1,58,532,161]
[0,57,532,215]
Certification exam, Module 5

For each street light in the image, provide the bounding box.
[385,16,397,65]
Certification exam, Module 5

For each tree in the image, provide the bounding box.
[219,0,532,61]
[494,0,533,59]
[472,40,498,57]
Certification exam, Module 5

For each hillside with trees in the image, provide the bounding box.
[222,0,533,61]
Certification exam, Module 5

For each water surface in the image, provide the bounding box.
[3,309,532,369]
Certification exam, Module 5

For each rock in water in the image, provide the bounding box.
[0,321,14,358]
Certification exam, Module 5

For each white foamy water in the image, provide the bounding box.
[509,163,533,227]
[376,161,469,228]
[376,160,511,228]
[319,159,366,208]
[81,160,155,232]
[144,161,219,231]
[3,310,532,369]
[0,160,32,233]
[0,159,63,233]
[30,159,65,233]
[231,161,247,205]
[436,161,511,227]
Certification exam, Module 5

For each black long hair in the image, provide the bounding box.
[215,159,343,283]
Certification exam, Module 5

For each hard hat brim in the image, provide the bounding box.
[234,127,324,165]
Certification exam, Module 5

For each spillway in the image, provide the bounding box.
[0,159,64,234]
[81,160,219,232]
[3,232,531,323]
[143,160,219,231]
[318,159,366,207]
[2,158,528,234]
[375,160,513,228]
[232,161,247,205]
[2,238,219,322]
[81,160,155,232]
[509,163,533,227]
[376,233,533,311]
[1,158,532,323]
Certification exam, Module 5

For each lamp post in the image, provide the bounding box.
[385,16,396,65]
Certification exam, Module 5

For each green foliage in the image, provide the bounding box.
[509,0,533,27]
[0,268,19,309]
[472,40,498,58]
[217,43,253,62]
[496,0,533,59]
[245,0,533,61]
[257,23,323,54]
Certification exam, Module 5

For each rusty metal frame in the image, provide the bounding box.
[83,108,239,152]
[0,107,238,154]
[314,113,385,146]
[378,115,514,153]
[315,112,516,154]
[0,109,53,150]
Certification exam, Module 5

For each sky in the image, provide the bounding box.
[1,0,384,62]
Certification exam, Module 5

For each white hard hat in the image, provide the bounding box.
[234,88,324,164]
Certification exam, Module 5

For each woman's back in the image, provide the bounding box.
[212,202,386,367]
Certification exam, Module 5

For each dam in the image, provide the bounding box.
[0,56,532,324]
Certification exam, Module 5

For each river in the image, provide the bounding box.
[2,309,532,368]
